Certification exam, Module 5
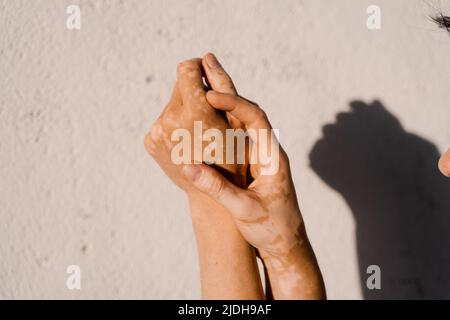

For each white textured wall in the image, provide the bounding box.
[1,0,449,299]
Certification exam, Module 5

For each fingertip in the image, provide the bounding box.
[204,52,221,69]
[203,52,213,62]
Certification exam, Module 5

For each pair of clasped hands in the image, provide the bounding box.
[144,53,326,300]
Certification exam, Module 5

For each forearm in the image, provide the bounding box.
[189,191,265,300]
[261,238,326,300]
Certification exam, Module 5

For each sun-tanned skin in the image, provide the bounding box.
[145,53,326,299]
[439,149,450,177]
[145,56,263,299]
[183,89,326,299]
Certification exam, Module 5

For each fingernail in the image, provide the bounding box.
[205,53,222,69]
[182,164,202,182]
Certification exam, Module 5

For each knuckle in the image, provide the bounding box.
[205,174,225,197]
[177,60,196,74]
[254,107,267,121]
[218,79,236,93]
[144,131,156,156]
[144,121,164,155]
[144,131,153,148]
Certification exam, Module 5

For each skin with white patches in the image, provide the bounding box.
[184,90,326,299]
[144,58,247,190]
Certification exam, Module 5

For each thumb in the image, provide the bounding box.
[182,164,241,207]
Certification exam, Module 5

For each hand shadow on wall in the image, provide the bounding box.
[309,100,450,299]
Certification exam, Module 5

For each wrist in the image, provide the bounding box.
[260,237,326,300]
[259,237,308,271]
[258,218,309,270]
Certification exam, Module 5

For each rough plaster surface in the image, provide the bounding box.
[1,0,449,299]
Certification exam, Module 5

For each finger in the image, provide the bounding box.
[439,148,450,177]
[202,53,242,129]
[177,58,206,106]
[206,91,272,131]
[202,53,237,95]
[206,91,282,177]
[182,164,244,212]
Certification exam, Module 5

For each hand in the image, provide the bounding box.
[182,91,325,299]
[144,56,247,191]
[439,148,450,177]
[182,91,305,261]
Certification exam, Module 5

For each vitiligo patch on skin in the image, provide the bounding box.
[144,135,157,155]
[187,70,197,79]
[274,265,304,298]
[164,113,182,129]
[150,122,163,142]
[193,88,203,98]
[235,198,303,256]
[146,142,157,155]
